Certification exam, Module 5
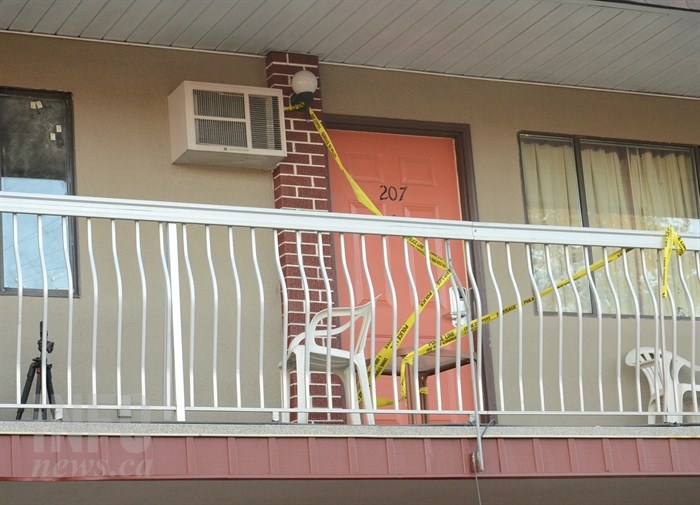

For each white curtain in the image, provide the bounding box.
[521,137,591,313]
[521,135,699,317]
[582,143,700,317]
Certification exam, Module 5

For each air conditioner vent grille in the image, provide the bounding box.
[193,90,245,119]
[250,95,282,150]
[195,118,247,148]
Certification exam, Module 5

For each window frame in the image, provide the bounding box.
[518,131,700,318]
[0,86,79,296]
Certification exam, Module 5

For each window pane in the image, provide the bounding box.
[0,96,68,180]
[1,88,74,292]
[1,178,69,290]
[520,135,591,313]
[581,141,699,317]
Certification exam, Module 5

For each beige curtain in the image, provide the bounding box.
[522,135,699,317]
[521,137,591,313]
[582,143,700,317]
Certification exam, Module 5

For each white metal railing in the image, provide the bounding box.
[1,192,698,426]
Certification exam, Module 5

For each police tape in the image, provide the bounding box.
[397,246,630,399]
[662,225,686,298]
[300,106,454,396]
[398,225,686,400]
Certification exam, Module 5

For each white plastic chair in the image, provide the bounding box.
[280,301,375,425]
[625,347,700,423]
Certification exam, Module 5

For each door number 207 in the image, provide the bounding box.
[379,185,407,201]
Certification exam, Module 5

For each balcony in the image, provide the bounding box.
[0,191,698,427]
[1,193,699,502]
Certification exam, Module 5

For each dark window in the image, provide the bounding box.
[1,87,77,293]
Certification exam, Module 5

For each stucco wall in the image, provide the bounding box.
[0,33,274,206]
[3,33,698,219]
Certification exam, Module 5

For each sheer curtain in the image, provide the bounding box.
[521,134,699,317]
[582,142,700,316]
[520,136,590,313]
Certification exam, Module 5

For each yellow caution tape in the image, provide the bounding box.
[662,225,686,299]
[301,107,454,397]
[399,247,631,399]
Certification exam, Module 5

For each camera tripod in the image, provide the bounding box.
[16,322,58,420]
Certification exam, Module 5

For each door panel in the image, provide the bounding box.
[328,129,473,424]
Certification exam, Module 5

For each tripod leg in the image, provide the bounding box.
[45,364,57,420]
[16,360,37,420]
[33,370,42,420]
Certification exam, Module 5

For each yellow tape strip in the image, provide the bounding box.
[399,246,631,399]
[303,107,454,394]
[662,225,686,299]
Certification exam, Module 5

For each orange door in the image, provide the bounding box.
[327,129,473,424]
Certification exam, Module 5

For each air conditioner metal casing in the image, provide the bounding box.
[168,81,287,170]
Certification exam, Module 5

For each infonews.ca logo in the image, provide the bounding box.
[31,434,153,478]
[32,456,153,478]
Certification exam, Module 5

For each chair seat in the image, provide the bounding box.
[280,302,375,425]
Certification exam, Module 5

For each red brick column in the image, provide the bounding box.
[266,52,341,422]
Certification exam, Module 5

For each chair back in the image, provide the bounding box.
[307,301,374,356]
[625,347,675,399]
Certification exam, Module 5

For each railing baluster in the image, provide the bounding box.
[273,229,289,421]
[601,246,623,412]
[182,224,195,406]
[37,215,49,410]
[296,230,311,421]
[111,220,123,409]
[88,218,99,405]
[205,225,219,408]
[584,247,604,411]
[544,245,565,411]
[167,222,185,421]
[525,244,545,411]
[563,246,585,412]
[640,251,662,418]
[251,228,265,408]
[487,242,504,411]
[403,237,420,416]
[318,232,334,419]
[505,243,525,412]
[13,213,23,406]
[676,253,697,413]
[62,216,74,409]
[465,241,483,414]
[621,249,641,413]
[228,226,243,408]
[158,223,172,413]
[382,235,400,409]
[360,233,376,410]
[135,221,148,406]
[424,239,443,411]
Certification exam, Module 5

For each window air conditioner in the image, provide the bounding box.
[168,81,287,169]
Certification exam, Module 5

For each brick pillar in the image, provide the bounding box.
[266,52,342,422]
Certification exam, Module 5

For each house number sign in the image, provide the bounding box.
[379,185,407,202]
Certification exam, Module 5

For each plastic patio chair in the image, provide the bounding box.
[625,347,700,423]
[280,301,375,425]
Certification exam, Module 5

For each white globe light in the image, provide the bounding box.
[291,70,318,94]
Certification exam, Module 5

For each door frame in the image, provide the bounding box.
[323,114,496,414]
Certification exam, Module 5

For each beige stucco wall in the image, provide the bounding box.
[0,33,273,206]
[1,33,698,424]
[3,32,697,221]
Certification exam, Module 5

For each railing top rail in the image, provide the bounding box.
[1,192,693,250]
